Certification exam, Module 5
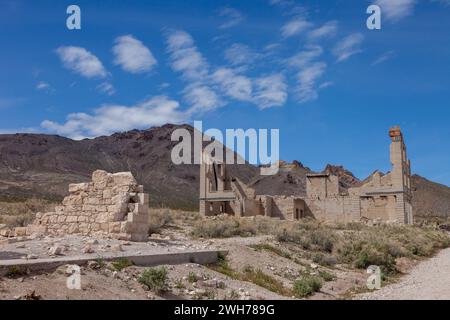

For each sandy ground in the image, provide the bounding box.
[357,247,450,300]
[0,232,367,300]
[1,219,448,300]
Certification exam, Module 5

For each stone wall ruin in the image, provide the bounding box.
[29,170,150,241]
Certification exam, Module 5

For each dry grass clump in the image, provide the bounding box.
[148,208,201,234]
[0,198,55,227]
[192,215,449,274]
[148,209,174,234]
[276,221,450,274]
[192,215,258,238]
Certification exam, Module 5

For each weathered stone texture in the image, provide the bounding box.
[29,170,150,241]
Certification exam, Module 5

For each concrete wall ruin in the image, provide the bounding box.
[199,126,414,225]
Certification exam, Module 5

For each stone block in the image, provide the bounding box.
[26,225,47,236]
[68,183,89,193]
[137,193,149,206]
[66,216,78,223]
[112,172,136,186]
[109,222,121,233]
[14,227,27,237]
[92,170,111,189]
[68,223,79,234]
[0,228,11,237]
[127,212,149,224]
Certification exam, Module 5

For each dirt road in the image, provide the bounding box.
[358,247,450,300]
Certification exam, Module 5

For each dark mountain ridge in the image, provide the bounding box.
[0,124,448,217]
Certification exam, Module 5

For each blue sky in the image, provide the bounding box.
[0,0,450,186]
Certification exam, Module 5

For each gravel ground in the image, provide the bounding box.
[357,247,450,300]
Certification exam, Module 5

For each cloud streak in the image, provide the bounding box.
[281,16,312,38]
[333,33,364,62]
[218,7,244,29]
[375,0,416,21]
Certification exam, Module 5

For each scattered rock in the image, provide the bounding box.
[87,260,100,269]
[87,239,99,245]
[111,244,123,252]
[48,245,64,256]
[82,245,94,254]
[14,227,27,237]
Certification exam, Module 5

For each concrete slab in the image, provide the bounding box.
[0,249,227,276]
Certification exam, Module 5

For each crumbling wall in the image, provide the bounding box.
[29,170,150,241]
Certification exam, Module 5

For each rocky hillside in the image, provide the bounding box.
[0,124,449,217]
[0,124,257,210]
[411,175,450,217]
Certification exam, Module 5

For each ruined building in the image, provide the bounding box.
[28,170,150,241]
[199,126,413,224]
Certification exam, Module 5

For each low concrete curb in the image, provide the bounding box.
[0,250,228,276]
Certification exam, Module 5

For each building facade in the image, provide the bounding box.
[199,126,413,224]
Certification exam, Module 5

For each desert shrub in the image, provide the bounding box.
[312,253,337,267]
[251,243,292,259]
[310,230,335,252]
[241,266,291,296]
[170,210,202,224]
[276,229,311,249]
[318,270,336,282]
[0,198,55,227]
[293,274,323,298]
[192,216,256,238]
[148,209,173,234]
[188,271,197,283]
[208,253,239,279]
[139,267,168,293]
[5,266,27,278]
[277,225,337,253]
[110,258,133,271]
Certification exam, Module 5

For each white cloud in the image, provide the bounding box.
[96,82,115,96]
[375,0,416,21]
[112,35,157,73]
[287,45,323,68]
[184,85,224,113]
[372,50,395,66]
[281,16,312,38]
[296,62,327,103]
[36,81,53,93]
[56,46,107,78]
[218,7,244,29]
[166,30,209,81]
[287,46,329,103]
[253,74,287,109]
[36,81,49,90]
[41,96,186,139]
[319,81,334,89]
[167,30,288,111]
[308,21,338,40]
[224,43,261,66]
[333,33,364,62]
[212,68,253,102]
